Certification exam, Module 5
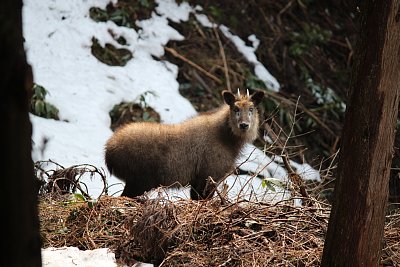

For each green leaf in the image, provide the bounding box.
[87,200,95,208]
[74,193,86,202]
[35,101,45,116]
[262,178,285,192]
[142,111,150,120]
[139,0,151,8]
[266,182,276,192]
[44,103,60,119]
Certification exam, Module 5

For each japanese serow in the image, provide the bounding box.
[105,89,264,199]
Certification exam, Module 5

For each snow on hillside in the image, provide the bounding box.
[23,0,320,200]
[23,0,322,265]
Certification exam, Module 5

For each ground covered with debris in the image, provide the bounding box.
[39,188,400,266]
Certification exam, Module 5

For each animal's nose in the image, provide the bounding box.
[239,123,249,130]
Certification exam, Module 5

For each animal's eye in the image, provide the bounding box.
[249,108,254,112]
[233,107,240,112]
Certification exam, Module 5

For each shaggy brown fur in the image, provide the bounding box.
[105,90,264,199]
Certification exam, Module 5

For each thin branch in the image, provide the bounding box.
[164,46,222,85]
[213,26,231,91]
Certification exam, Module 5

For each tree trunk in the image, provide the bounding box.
[0,0,42,266]
[321,1,400,266]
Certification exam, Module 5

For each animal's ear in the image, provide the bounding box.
[222,90,236,106]
[250,90,265,106]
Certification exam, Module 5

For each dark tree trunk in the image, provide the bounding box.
[0,0,42,266]
[321,1,400,266]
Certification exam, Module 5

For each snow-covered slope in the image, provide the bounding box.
[23,0,320,201]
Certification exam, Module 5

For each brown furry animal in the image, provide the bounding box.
[105,89,264,199]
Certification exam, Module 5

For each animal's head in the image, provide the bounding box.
[222,89,265,142]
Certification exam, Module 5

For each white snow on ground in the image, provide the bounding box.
[42,247,154,267]
[23,0,321,265]
[219,25,280,91]
[42,247,117,267]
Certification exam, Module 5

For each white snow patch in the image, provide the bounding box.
[155,0,193,22]
[248,34,260,50]
[42,247,154,267]
[42,247,116,267]
[23,0,197,198]
[194,13,216,28]
[219,25,280,91]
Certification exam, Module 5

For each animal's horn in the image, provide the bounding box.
[247,89,250,97]
[237,88,241,98]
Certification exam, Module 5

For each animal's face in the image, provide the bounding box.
[231,100,256,132]
[223,89,265,133]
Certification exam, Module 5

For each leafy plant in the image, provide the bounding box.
[306,77,346,114]
[208,6,223,20]
[207,5,239,28]
[138,0,152,8]
[90,6,132,28]
[245,72,267,91]
[262,178,286,192]
[91,37,133,66]
[289,23,332,57]
[136,90,157,109]
[74,193,96,208]
[109,91,160,130]
[89,1,155,28]
[59,193,95,208]
[30,84,59,120]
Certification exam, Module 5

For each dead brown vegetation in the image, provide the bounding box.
[39,191,400,266]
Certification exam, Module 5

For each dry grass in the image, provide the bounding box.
[36,156,399,267]
[39,192,400,267]
[39,194,140,250]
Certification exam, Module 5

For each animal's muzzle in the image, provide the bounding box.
[239,123,249,130]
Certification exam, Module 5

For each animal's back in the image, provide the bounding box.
[106,122,183,178]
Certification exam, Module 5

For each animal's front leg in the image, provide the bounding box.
[190,176,217,200]
[190,176,207,200]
